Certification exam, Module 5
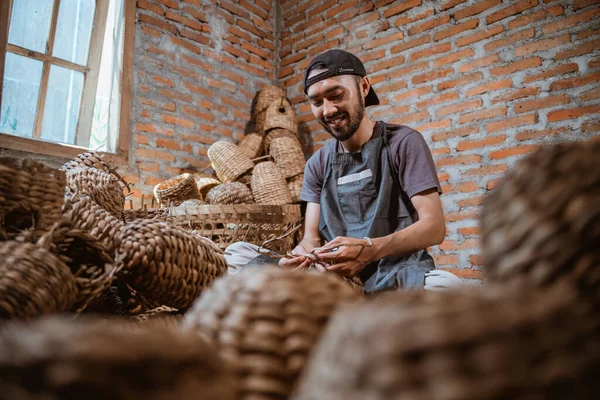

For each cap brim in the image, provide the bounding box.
[365,87,380,107]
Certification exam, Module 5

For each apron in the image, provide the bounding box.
[318,122,435,294]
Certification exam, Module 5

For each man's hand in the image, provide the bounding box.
[278,244,313,270]
[312,236,378,276]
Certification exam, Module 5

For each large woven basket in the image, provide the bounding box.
[0,241,78,320]
[288,174,304,203]
[270,136,306,179]
[206,182,254,205]
[154,173,201,207]
[264,127,299,152]
[60,151,131,195]
[292,282,600,400]
[66,167,125,217]
[184,267,360,400]
[238,132,263,159]
[115,219,228,309]
[481,140,600,298]
[262,97,297,134]
[0,317,236,400]
[194,175,221,198]
[0,158,66,241]
[208,141,255,183]
[254,85,285,124]
[251,161,293,205]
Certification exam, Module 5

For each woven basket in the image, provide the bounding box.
[254,85,286,123]
[0,241,78,320]
[293,283,600,400]
[264,128,299,152]
[66,167,125,217]
[194,175,221,198]
[262,97,297,134]
[134,305,183,327]
[251,161,292,205]
[206,182,254,205]
[184,267,360,400]
[122,207,170,223]
[208,141,255,183]
[154,173,201,207]
[115,219,228,309]
[178,198,207,208]
[481,140,600,297]
[287,174,304,203]
[0,158,66,241]
[238,132,264,159]
[61,151,132,197]
[270,136,306,179]
[0,317,236,400]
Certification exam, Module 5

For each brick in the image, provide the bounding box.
[590,59,600,69]
[522,62,578,84]
[138,13,179,35]
[543,7,600,34]
[242,41,270,59]
[515,94,570,113]
[392,85,431,101]
[180,29,210,46]
[308,0,337,18]
[370,55,406,73]
[489,144,539,160]
[136,148,176,162]
[411,42,452,62]
[182,6,207,23]
[574,0,599,9]
[140,25,162,37]
[491,87,541,104]
[326,0,359,18]
[390,110,430,125]
[457,135,506,151]
[156,138,181,150]
[390,35,430,54]
[437,172,450,182]
[469,255,483,267]
[240,0,269,19]
[224,45,250,62]
[507,9,546,29]
[444,210,479,222]
[465,164,508,176]
[417,119,452,131]
[338,2,374,22]
[181,54,214,72]
[156,0,179,8]
[437,72,483,91]
[238,20,267,39]
[280,52,305,67]
[152,75,174,88]
[514,34,571,57]
[134,123,157,134]
[221,0,250,19]
[413,68,453,85]
[138,0,164,16]
[162,114,195,128]
[181,105,214,121]
[458,55,500,73]
[170,36,201,55]
[440,238,479,250]
[458,226,480,236]
[486,0,538,24]
[547,106,600,122]
[485,28,535,52]
[433,48,475,68]
[555,39,600,60]
[459,106,508,124]
[365,31,405,50]
[443,181,478,193]
[515,127,566,141]
[417,92,460,109]
[490,57,542,76]
[408,15,450,35]
[440,0,468,11]
[180,133,215,145]
[465,79,511,97]
[456,25,504,47]
[550,71,600,91]
[454,0,501,20]
[433,19,478,41]
[486,114,538,133]
[165,11,205,31]
[440,267,484,279]
[435,154,481,167]
[433,254,459,265]
[396,9,434,29]
[432,126,478,142]
[383,0,421,17]
[578,26,600,39]
[432,147,451,156]
[580,87,600,102]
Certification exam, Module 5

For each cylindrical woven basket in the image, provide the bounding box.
[208,141,255,183]
[238,132,263,159]
[287,174,304,203]
[0,241,78,320]
[0,317,236,400]
[184,267,360,400]
[154,173,201,207]
[206,182,254,205]
[115,220,228,309]
[66,167,125,217]
[254,85,285,124]
[194,175,221,198]
[0,158,66,241]
[270,136,306,179]
[292,283,600,400]
[262,97,297,134]
[264,128,299,153]
[481,140,600,299]
[251,161,292,205]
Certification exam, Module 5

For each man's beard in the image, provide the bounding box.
[319,92,365,142]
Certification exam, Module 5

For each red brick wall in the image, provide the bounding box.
[279,0,600,281]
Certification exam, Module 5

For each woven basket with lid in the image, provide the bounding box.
[0,241,78,320]
[238,132,263,159]
[262,97,297,134]
[154,173,201,207]
[264,127,299,152]
[270,136,306,179]
[251,161,292,205]
[115,219,228,309]
[206,182,254,205]
[66,167,125,217]
[254,85,286,124]
[194,175,221,198]
[0,158,66,241]
[287,174,304,203]
[208,141,255,183]
[184,267,360,400]
[0,317,236,400]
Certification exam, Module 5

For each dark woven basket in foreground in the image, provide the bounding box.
[0,317,236,400]
[66,167,125,217]
[184,267,360,400]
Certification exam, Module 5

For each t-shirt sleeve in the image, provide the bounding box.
[299,148,326,203]
[397,131,442,198]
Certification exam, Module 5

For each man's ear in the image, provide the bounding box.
[361,76,371,98]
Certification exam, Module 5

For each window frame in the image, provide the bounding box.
[0,0,134,164]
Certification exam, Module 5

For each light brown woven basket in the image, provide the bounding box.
[238,132,263,159]
[115,219,228,309]
[184,267,360,400]
[270,136,306,179]
[292,283,600,400]
[287,174,304,203]
[66,167,125,217]
[0,241,78,320]
[0,158,66,241]
[262,97,297,134]
[208,141,255,183]
[0,317,236,400]
[206,182,254,205]
[264,127,299,152]
[154,173,201,207]
[254,85,286,124]
[194,175,221,198]
[251,161,292,205]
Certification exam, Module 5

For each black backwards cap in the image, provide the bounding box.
[303,49,380,107]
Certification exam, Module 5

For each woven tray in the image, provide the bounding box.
[183,267,360,400]
[206,182,254,205]
[251,161,293,205]
[208,141,255,183]
[154,173,201,207]
[270,136,305,179]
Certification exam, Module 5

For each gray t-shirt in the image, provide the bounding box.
[300,121,441,204]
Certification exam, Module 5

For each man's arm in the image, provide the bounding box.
[279,202,322,269]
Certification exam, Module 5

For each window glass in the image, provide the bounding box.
[8,0,54,53]
[53,0,95,65]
